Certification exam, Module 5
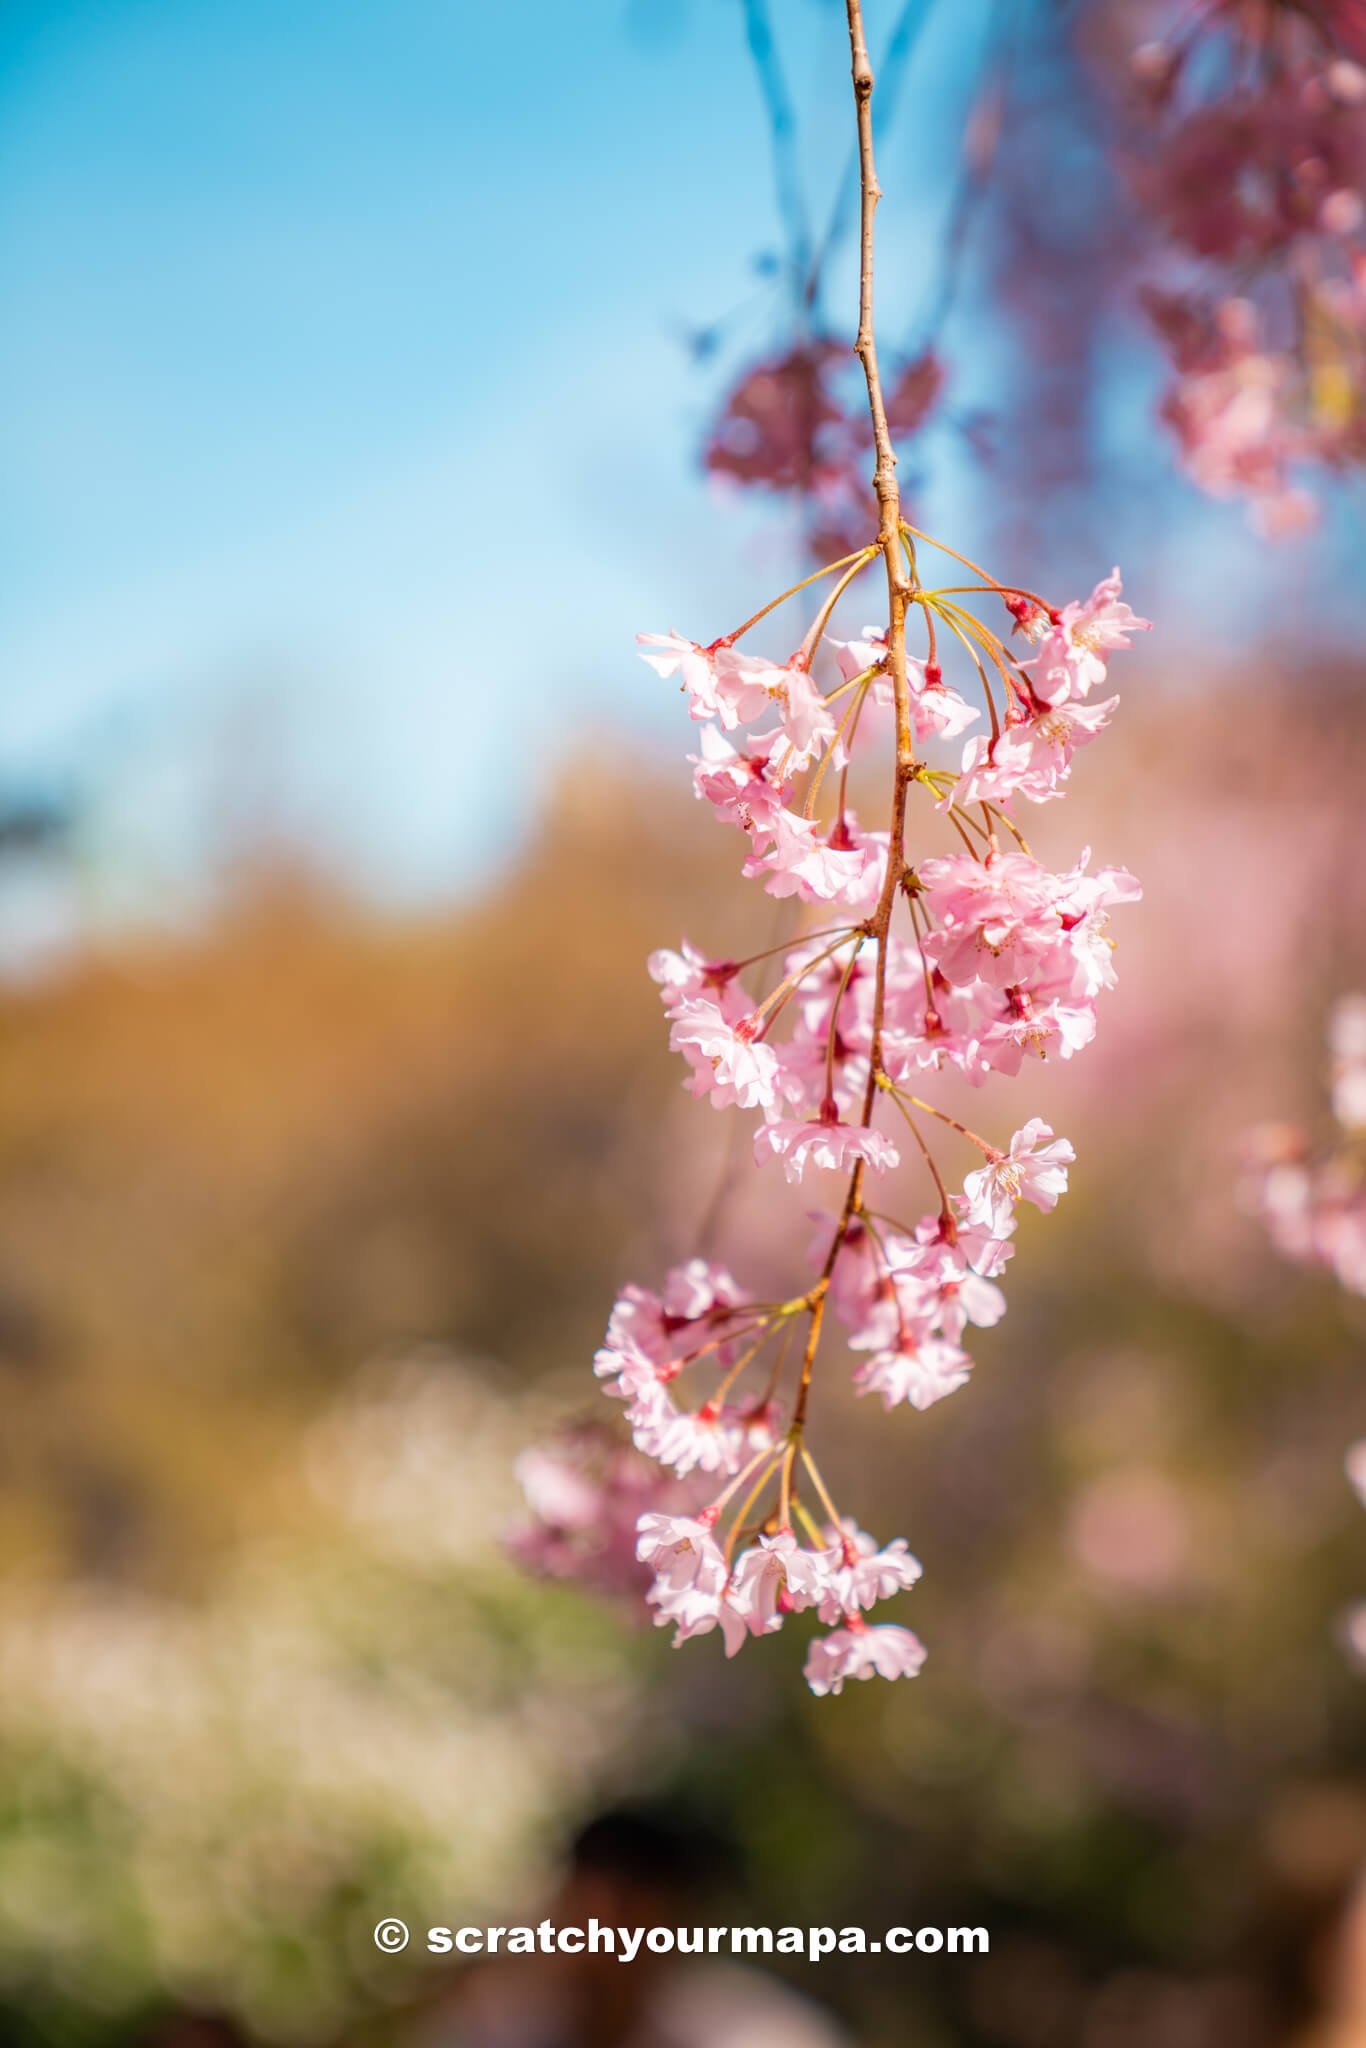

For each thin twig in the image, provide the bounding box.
[740,0,814,312]
[806,0,936,310]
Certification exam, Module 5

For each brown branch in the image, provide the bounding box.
[792,1,925,1442]
[845,0,917,1111]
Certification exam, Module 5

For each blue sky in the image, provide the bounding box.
[0,0,1357,952]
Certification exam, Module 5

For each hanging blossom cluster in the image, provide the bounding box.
[1125,0,1366,534]
[517,539,1148,1696]
[1244,995,1366,1295]
[516,0,1146,1696]
[703,341,944,565]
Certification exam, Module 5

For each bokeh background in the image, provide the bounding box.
[3,2,1365,2044]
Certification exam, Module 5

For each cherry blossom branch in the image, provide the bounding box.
[516,4,1150,1700]
[845,0,916,1120]
[786,0,921,1449]
[806,0,935,311]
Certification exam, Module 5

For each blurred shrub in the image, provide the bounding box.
[0,1358,643,2044]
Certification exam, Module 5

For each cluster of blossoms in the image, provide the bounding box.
[518,533,1147,1695]
[1244,994,1366,1296]
[507,1423,692,1602]
[1246,996,1366,1661]
[703,340,944,565]
[1127,0,1366,533]
[517,4,1144,1695]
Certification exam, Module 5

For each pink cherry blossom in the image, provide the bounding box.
[668,996,780,1110]
[627,1386,712,1471]
[803,1621,928,1696]
[973,991,1099,1075]
[1027,570,1151,706]
[1003,594,1051,642]
[636,631,736,723]
[516,1445,603,1533]
[953,1217,1016,1280]
[954,695,1118,808]
[742,806,880,905]
[829,623,888,684]
[594,1333,667,1400]
[853,1335,974,1411]
[661,1258,746,1322]
[1347,1442,1366,1509]
[918,849,1067,989]
[648,938,747,1020]
[636,1511,726,1588]
[823,1524,924,1616]
[1332,994,1366,1130]
[1245,1007,1366,1302]
[1053,860,1144,997]
[626,1378,753,1479]
[727,1530,833,1638]
[962,1119,1076,1235]
[754,1114,900,1184]
[918,847,1140,1001]
[689,723,789,841]
[648,1569,749,1656]
[837,1223,1007,1354]
[905,1228,1008,1341]
[907,657,981,740]
[830,632,979,741]
[1242,1127,1319,1267]
[602,1262,746,1368]
[1247,996,1366,1665]
[508,1428,689,1600]
[723,653,839,768]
